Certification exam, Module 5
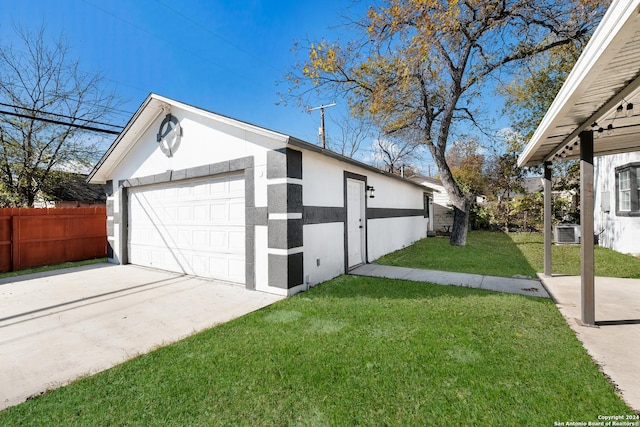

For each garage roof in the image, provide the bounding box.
[88,93,435,193]
[518,0,640,168]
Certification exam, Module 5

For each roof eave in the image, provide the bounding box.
[517,0,640,168]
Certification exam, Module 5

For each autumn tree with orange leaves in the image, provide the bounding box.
[286,0,606,245]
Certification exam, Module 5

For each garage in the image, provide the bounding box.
[88,94,432,296]
[128,173,245,284]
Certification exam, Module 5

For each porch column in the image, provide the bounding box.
[543,161,552,276]
[579,130,595,326]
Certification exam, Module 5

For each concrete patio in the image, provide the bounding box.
[539,275,640,412]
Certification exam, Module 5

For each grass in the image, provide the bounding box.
[376,230,640,279]
[0,275,633,425]
[0,258,107,280]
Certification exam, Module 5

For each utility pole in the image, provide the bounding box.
[308,102,336,148]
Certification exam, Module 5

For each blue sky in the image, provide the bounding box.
[1,0,510,173]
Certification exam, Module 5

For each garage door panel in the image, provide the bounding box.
[128,174,245,284]
[229,178,244,194]
[229,231,244,250]
[228,257,245,281]
[193,205,209,221]
[210,202,228,221]
[229,200,245,222]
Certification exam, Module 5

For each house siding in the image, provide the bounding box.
[594,152,640,255]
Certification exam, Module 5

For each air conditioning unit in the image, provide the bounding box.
[554,224,581,244]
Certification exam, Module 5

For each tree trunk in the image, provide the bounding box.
[450,204,470,246]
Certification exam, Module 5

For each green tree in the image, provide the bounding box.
[0,26,121,207]
[500,25,603,199]
[446,137,487,197]
[286,0,605,245]
[485,129,526,231]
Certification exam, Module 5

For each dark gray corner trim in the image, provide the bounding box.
[119,186,129,265]
[243,163,256,290]
[119,156,253,188]
[105,180,114,197]
[268,252,304,289]
[423,193,430,218]
[107,241,114,260]
[245,165,255,209]
[344,171,367,183]
[268,219,303,249]
[245,225,256,290]
[303,206,346,224]
[106,199,114,216]
[285,148,303,179]
[267,147,303,179]
[247,207,268,226]
[367,208,426,219]
[267,183,303,214]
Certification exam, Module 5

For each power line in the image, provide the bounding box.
[0,102,124,129]
[0,77,135,119]
[0,109,121,135]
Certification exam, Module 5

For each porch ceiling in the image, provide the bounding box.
[518,0,640,168]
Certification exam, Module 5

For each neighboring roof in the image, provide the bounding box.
[409,175,443,192]
[88,93,436,193]
[518,0,640,167]
[41,171,107,203]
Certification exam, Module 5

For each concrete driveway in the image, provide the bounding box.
[0,264,283,411]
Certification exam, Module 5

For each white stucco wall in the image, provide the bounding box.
[104,106,284,296]
[254,225,269,293]
[107,108,282,185]
[594,152,640,255]
[303,223,346,287]
[367,216,427,261]
[301,149,428,288]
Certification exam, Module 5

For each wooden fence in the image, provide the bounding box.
[0,207,107,273]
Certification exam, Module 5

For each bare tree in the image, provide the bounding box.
[286,0,605,245]
[327,112,373,158]
[0,26,122,206]
[371,131,422,175]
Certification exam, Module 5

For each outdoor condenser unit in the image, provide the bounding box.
[554,224,581,244]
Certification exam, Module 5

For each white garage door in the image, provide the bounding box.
[128,173,245,284]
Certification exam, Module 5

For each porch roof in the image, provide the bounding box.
[518,0,640,168]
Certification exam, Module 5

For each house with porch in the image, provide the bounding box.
[518,0,640,325]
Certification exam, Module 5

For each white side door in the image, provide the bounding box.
[346,178,366,269]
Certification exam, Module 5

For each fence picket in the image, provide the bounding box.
[0,207,107,273]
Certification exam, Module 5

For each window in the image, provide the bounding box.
[619,170,631,211]
[615,163,640,215]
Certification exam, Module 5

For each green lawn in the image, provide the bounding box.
[376,231,640,279]
[0,276,633,425]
